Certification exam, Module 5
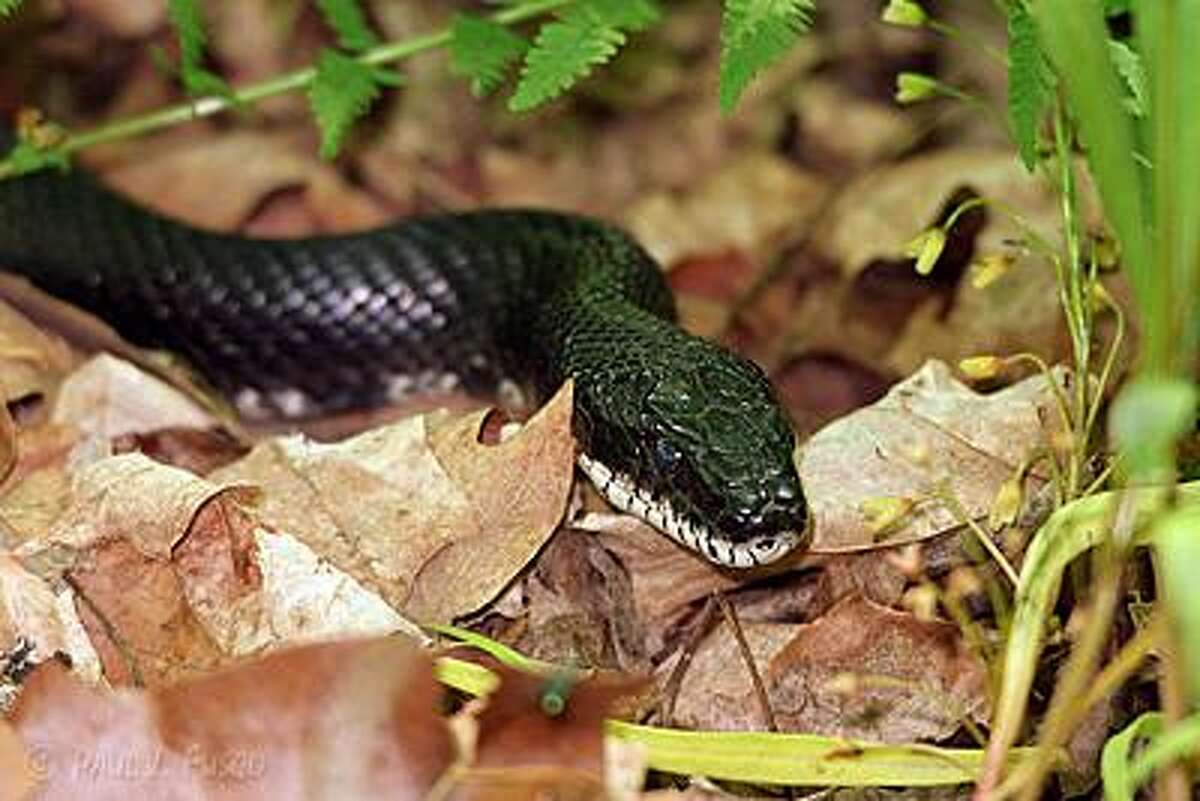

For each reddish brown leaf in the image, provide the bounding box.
[670,594,987,741]
[9,638,452,801]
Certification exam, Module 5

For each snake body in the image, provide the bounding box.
[0,152,809,567]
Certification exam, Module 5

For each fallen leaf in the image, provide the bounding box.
[8,638,453,801]
[813,149,1100,279]
[111,427,249,476]
[0,299,77,411]
[670,595,987,741]
[51,354,216,439]
[801,360,1065,551]
[61,0,165,37]
[95,131,388,236]
[451,667,645,801]
[211,383,577,622]
[0,719,37,801]
[625,153,827,268]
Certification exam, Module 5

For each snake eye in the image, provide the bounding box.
[653,438,682,473]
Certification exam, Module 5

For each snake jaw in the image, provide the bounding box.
[577,453,803,568]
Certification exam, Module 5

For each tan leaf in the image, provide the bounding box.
[51,354,216,439]
[0,719,37,801]
[800,360,1064,552]
[0,299,77,410]
[670,595,987,741]
[211,383,576,623]
[8,638,452,801]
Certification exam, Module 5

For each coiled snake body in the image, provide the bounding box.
[0,152,809,567]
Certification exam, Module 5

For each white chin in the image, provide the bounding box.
[576,453,801,568]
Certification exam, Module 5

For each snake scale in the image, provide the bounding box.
[0,141,810,568]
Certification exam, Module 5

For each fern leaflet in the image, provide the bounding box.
[308,49,399,159]
[166,0,232,98]
[509,0,660,112]
[719,0,814,113]
[450,14,528,97]
[1007,3,1053,171]
[1109,39,1146,118]
[315,0,378,53]
[0,0,24,18]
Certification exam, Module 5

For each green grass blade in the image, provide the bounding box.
[1154,504,1200,700]
[982,483,1200,781]
[1102,712,1163,801]
[608,721,1035,786]
[1137,0,1200,372]
[1034,0,1149,329]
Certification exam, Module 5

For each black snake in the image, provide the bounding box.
[0,140,810,567]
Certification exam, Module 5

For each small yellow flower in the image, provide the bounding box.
[904,227,946,275]
[969,253,1013,289]
[895,72,939,103]
[988,473,1024,530]
[861,496,915,537]
[902,584,939,622]
[881,0,928,26]
[959,355,1003,380]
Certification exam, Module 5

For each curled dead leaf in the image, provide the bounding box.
[801,359,1065,551]
[211,382,577,623]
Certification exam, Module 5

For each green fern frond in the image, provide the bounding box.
[1108,39,1146,118]
[0,0,25,18]
[308,49,398,159]
[315,0,378,53]
[585,0,660,32]
[1007,3,1054,171]
[719,0,814,113]
[509,0,660,112]
[450,13,528,97]
[166,0,232,98]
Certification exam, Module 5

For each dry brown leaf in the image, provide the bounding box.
[801,360,1064,552]
[0,423,83,545]
[450,667,644,801]
[0,719,37,801]
[791,79,918,171]
[498,530,649,673]
[61,0,165,37]
[95,131,387,235]
[211,383,576,623]
[23,455,260,684]
[0,401,14,488]
[625,153,827,268]
[0,298,77,409]
[0,556,82,675]
[8,637,452,801]
[670,595,987,740]
[813,148,1100,278]
[51,354,216,439]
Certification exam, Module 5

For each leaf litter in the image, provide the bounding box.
[0,0,1122,796]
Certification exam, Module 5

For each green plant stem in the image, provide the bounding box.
[0,0,573,179]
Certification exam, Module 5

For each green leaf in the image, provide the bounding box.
[0,0,24,18]
[1154,506,1200,701]
[308,49,393,159]
[608,721,1037,786]
[315,0,378,53]
[166,0,233,98]
[1108,39,1146,117]
[450,13,528,97]
[718,0,815,113]
[984,484,1200,782]
[509,3,625,112]
[1109,377,1197,483]
[1102,712,1163,801]
[1007,4,1054,171]
[1,139,69,177]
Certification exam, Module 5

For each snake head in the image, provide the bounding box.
[575,333,811,568]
